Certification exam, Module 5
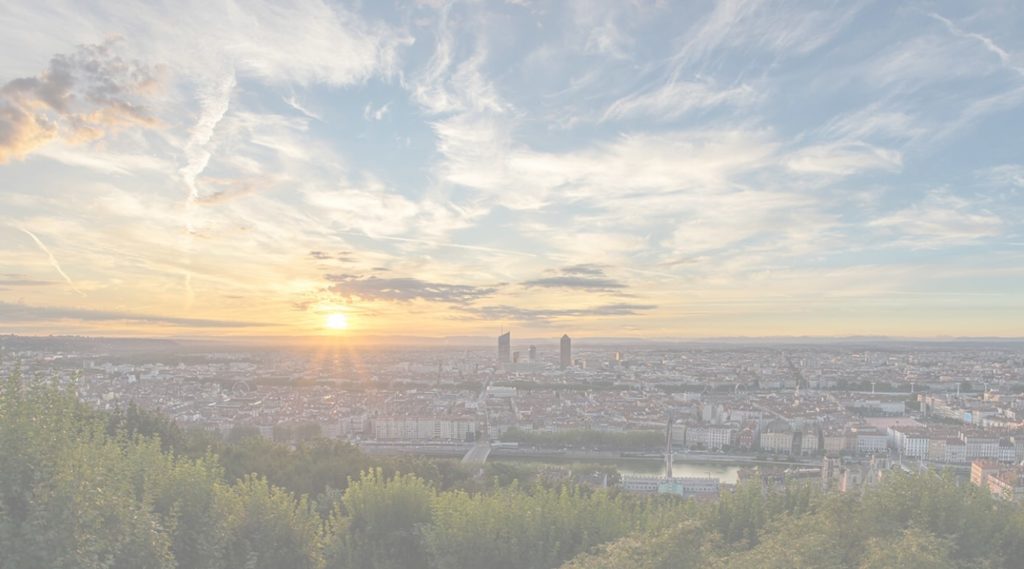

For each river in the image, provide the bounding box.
[490,456,741,484]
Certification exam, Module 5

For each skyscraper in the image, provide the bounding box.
[498,331,511,365]
[665,414,674,479]
[560,334,571,369]
[528,345,537,362]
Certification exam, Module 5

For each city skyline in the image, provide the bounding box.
[1,1,1023,339]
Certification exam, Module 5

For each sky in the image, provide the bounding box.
[1,0,1023,340]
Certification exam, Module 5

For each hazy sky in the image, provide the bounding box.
[1,0,1023,339]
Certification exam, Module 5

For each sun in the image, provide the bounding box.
[325,313,349,330]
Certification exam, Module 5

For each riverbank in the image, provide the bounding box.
[357,442,821,468]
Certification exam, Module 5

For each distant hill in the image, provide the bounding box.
[0,334,179,353]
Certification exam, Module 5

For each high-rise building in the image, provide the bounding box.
[528,345,537,362]
[498,331,511,364]
[560,334,571,369]
[665,414,674,479]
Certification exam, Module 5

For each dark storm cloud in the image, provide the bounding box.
[325,274,498,303]
[523,264,626,291]
[310,250,356,262]
[522,275,626,290]
[560,263,607,276]
[463,303,656,322]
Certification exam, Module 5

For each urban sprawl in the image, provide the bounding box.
[4,334,1024,502]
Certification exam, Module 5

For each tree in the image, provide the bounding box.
[559,521,706,569]
[222,476,323,569]
[859,528,956,569]
[326,469,434,569]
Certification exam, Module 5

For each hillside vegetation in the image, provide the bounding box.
[2,374,1024,569]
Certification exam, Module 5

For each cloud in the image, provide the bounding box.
[0,301,268,328]
[572,0,638,60]
[603,80,756,122]
[210,0,412,86]
[523,275,626,291]
[408,6,506,116]
[310,250,356,262]
[929,12,1021,75]
[672,0,863,67]
[433,123,778,208]
[0,278,55,286]
[463,302,656,322]
[522,264,626,291]
[981,164,1024,188]
[785,141,902,176]
[0,39,159,163]
[16,227,85,296]
[561,264,607,276]
[363,101,391,120]
[325,273,498,303]
[819,104,923,142]
[869,190,1004,248]
[283,94,322,120]
[181,72,236,211]
[305,185,420,237]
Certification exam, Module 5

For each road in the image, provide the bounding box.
[461,442,492,464]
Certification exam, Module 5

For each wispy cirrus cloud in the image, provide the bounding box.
[16,227,84,296]
[0,301,269,328]
[869,190,1004,249]
[981,164,1024,189]
[784,141,903,177]
[602,80,756,122]
[928,12,1022,76]
[0,275,54,286]
[2,0,1023,338]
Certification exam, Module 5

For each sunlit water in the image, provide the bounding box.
[491,456,741,484]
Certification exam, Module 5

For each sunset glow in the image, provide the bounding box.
[1,1,1022,340]
[325,313,349,331]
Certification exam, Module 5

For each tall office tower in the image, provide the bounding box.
[528,345,537,362]
[498,331,511,364]
[665,414,674,479]
[560,334,572,369]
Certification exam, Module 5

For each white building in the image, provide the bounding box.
[760,431,794,454]
[621,475,720,498]
[372,416,477,441]
[854,429,888,454]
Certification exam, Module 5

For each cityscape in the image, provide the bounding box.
[6,333,1024,501]
[3,0,1024,567]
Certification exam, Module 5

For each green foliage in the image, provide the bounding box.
[565,471,1024,569]
[559,521,707,569]
[222,476,323,569]
[5,376,1024,569]
[859,528,956,569]
[422,483,650,569]
[326,469,434,569]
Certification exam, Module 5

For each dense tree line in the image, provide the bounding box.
[564,463,1024,569]
[4,373,1024,568]
[0,375,686,568]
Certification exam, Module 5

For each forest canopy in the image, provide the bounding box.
[3,374,1024,569]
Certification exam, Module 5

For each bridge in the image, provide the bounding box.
[461,441,492,464]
